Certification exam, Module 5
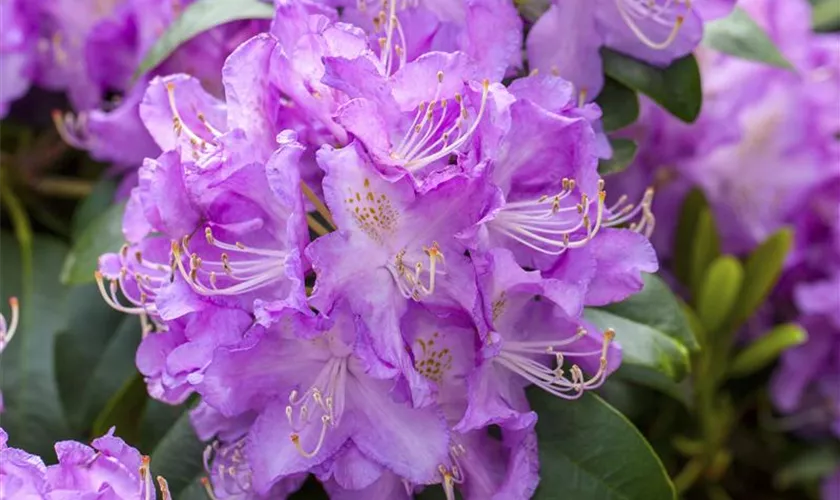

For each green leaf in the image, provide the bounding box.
[61,202,126,285]
[596,77,640,132]
[81,318,143,434]
[674,189,709,286]
[703,7,794,70]
[729,323,806,377]
[729,228,793,328]
[813,0,840,32]
[0,232,72,457]
[775,444,840,489]
[695,256,744,333]
[135,0,275,79]
[72,179,118,240]
[515,0,550,22]
[54,285,127,432]
[602,49,702,123]
[614,364,691,408]
[150,412,207,497]
[530,391,675,500]
[602,273,699,351]
[688,209,721,294]
[598,138,638,176]
[585,308,690,382]
[92,374,148,443]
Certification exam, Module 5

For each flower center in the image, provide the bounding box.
[414,331,454,382]
[390,77,490,172]
[615,0,689,50]
[172,227,289,297]
[96,244,172,324]
[493,326,615,399]
[386,242,446,300]
[165,81,223,159]
[287,356,349,458]
[489,179,607,255]
[202,440,252,498]
[437,443,467,500]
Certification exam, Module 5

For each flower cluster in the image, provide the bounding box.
[612,0,840,441]
[68,0,747,497]
[0,0,266,179]
[0,427,170,499]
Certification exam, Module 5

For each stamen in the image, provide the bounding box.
[605,187,656,237]
[495,328,615,399]
[286,357,348,459]
[52,109,89,150]
[615,0,688,50]
[489,179,607,255]
[0,297,19,352]
[164,82,217,154]
[201,478,219,500]
[387,243,445,300]
[172,228,289,297]
[391,80,490,172]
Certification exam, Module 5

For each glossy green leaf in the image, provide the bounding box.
[150,412,207,497]
[585,308,690,382]
[599,138,638,176]
[61,202,126,285]
[602,273,699,351]
[82,318,143,435]
[530,391,676,500]
[614,364,691,408]
[688,209,721,294]
[135,0,275,78]
[72,179,118,240]
[674,188,709,286]
[602,49,702,123]
[91,374,148,443]
[729,228,793,328]
[0,232,72,457]
[596,77,640,132]
[703,7,794,69]
[729,323,806,377]
[55,285,127,432]
[696,256,744,333]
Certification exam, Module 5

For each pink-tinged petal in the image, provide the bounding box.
[465,0,523,81]
[222,34,284,162]
[508,74,576,113]
[248,399,353,495]
[582,228,659,306]
[349,376,450,484]
[822,469,840,500]
[597,1,703,67]
[190,401,256,442]
[122,189,152,243]
[137,150,201,239]
[323,470,411,500]
[694,0,737,20]
[328,445,385,491]
[455,363,537,433]
[391,51,473,111]
[527,3,604,95]
[200,324,327,417]
[140,74,225,156]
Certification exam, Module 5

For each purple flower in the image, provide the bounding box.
[337,0,523,82]
[526,0,736,97]
[0,427,170,499]
[0,427,49,498]
[0,0,38,118]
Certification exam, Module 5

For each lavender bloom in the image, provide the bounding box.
[0,0,38,118]
[526,0,736,97]
[90,2,666,497]
[36,0,268,169]
[0,427,171,499]
[337,0,523,82]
